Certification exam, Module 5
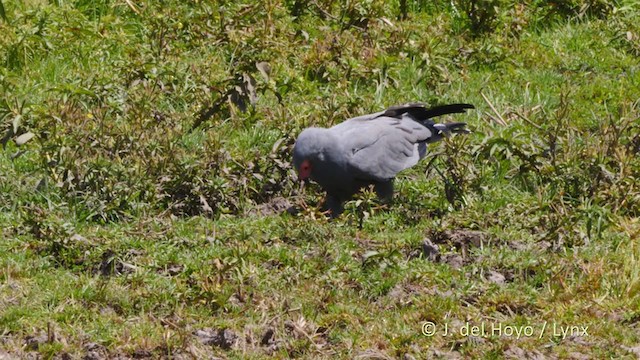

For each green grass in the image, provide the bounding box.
[1,0,640,358]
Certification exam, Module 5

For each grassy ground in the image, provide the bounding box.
[1,0,640,358]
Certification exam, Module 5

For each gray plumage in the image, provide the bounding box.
[292,103,474,216]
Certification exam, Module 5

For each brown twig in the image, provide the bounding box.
[481,91,507,126]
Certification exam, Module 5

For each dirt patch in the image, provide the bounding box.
[24,334,48,351]
[194,328,238,350]
[504,345,549,359]
[158,263,185,276]
[95,249,143,277]
[433,229,486,254]
[354,349,394,360]
[407,238,440,261]
[83,342,108,360]
[382,282,433,308]
[248,197,295,216]
[441,253,464,269]
[0,351,18,360]
[486,270,507,285]
[131,348,152,358]
[621,345,640,358]
[427,349,463,359]
[259,327,280,354]
[408,229,489,267]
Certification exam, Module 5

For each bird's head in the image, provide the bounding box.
[292,128,326,182]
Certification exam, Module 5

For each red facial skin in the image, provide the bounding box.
[298,159,312,181]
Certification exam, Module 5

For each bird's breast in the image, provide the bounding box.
[311,159,356,196]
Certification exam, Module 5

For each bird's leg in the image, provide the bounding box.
[374,180,394,204]
[322,195,344,218]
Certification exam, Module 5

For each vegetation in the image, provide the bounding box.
[1,0,639,358]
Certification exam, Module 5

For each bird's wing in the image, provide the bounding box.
[335,115,432,181]
[332,103,474,181]
[328,110,386,132]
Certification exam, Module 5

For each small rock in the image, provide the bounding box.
[421,238,439,261]
[487,270,506,285]
[443,254,464,269]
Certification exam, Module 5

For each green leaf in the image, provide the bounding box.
[0,0,6,22]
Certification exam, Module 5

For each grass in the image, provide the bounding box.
[1,0,640,358]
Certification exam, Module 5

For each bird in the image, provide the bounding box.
[292,102,474,216]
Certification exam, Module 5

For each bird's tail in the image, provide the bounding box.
[421,103,475,119]
[383,103,474,122]
[416,104,473,139]
[424,121,471,144]
[432,121,470,135]
[382,102,473,143]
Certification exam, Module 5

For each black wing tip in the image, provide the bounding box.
[381,102,475,120]
[434,103,475,111]
[387,102,474,109]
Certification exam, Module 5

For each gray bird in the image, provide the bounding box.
[292,103,474,216]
